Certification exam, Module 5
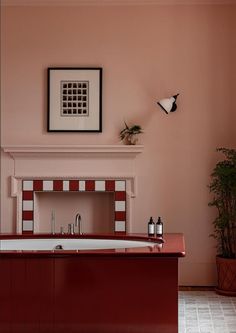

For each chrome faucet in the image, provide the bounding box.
[75,213,82,235]
[51,210,56,235]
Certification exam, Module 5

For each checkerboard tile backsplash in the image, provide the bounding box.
[22,179,126,233]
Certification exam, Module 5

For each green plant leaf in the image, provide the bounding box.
[208,147,236,258]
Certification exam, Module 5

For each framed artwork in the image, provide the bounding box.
[47,67,102,132]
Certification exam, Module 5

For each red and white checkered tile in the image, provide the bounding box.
[22,179,126,233]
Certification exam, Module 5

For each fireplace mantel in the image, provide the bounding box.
[2,144,143,179]
[2,145,143,233]
[3,145,144,159]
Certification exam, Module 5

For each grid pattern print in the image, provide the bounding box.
[61,81,89,116]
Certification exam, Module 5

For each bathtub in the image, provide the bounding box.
[0,233,185,333]
[0,237,158,251]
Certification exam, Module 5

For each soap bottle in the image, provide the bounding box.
[148,217,155,237]
[156,216,163,237]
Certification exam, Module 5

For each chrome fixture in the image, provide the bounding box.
[75,213,82,235]
[68,223,75,235]
[53,244,64,250]
[51,210,56,234]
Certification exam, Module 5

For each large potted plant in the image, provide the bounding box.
[209,148,236,296]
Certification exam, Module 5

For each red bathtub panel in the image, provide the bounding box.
[25,258,54,332]
[0,257,179,333]
[0,234,185,333]
[0,258,54,333]
[0,259,11,333]
[10,259,31,332]
[54,257,178,333]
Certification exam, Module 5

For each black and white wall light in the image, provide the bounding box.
[157,94,179,114]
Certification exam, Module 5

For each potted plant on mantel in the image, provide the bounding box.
[209,148,236,296]
[119,122,143,145]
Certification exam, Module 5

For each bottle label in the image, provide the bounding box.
[156,224,163,235]
[148,224,155,235]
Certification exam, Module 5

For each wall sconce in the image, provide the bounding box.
[157,94,179,114]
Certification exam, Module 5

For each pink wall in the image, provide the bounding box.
[36,192,114,234]
[1,2,236,285]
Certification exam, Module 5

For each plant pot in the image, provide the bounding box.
[215,256,236,296]
[124,134,138,145]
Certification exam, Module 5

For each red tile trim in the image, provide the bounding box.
[53,180,63,191]
[105,180,115,191]
[69,180,79,191]
[115,191,126,201]
[22,211,33,220]
[22,191,33,200]
[115,211,126,221]
[21,179,126,233]
[85,180,95,191]
[33,180,43,191]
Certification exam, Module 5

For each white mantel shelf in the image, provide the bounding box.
[2,145,144,159]
[3,145,142,232]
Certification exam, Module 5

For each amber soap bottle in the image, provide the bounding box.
[156,216,163,237]
[148,217,155,236]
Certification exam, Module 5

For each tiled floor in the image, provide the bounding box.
[179,291,236,333]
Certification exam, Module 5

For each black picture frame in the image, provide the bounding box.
[47,67,102,132]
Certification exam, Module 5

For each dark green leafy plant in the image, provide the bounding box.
[209,148,236,258]
[119,122,143,145]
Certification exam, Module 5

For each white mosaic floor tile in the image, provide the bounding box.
[179,291,236,333]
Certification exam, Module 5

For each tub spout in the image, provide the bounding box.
[75,213,82,235]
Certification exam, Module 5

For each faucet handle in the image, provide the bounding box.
[68,223,75,235]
